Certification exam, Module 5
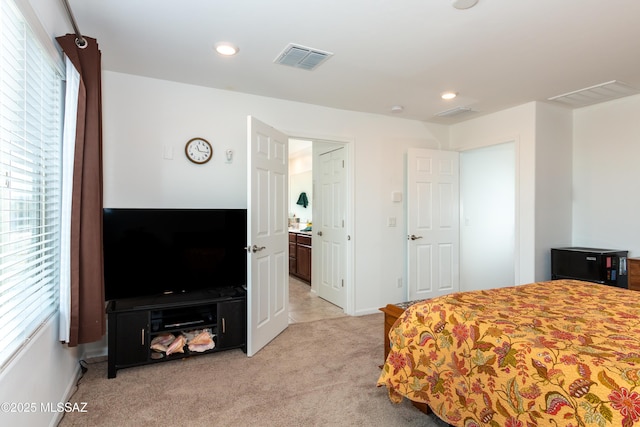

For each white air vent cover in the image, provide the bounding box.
[548,80,639,107]
[434,106,474,118]
[274,43,333,71]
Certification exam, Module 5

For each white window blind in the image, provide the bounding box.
[0,0,63,370]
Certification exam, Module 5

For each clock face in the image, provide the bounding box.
[185,138,212,164]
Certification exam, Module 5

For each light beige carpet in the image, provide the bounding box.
[58,313,448,426]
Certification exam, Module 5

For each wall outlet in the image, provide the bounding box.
[397,277,402,288]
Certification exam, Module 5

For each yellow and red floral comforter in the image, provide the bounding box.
[377,280,640,427]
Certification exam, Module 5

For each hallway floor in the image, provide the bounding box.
[288,276,346,324]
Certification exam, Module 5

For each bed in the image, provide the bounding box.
[377,279,640,427]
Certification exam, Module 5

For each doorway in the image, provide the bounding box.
[247,117,352,355]
[459,142,516,290]
[288,138,350,321]
[288,276,345,323]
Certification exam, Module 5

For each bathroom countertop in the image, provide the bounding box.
[288,229,312,235]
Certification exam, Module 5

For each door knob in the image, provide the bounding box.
[317,231,323,236]
[408,234,423,241]
[252,245,266,253]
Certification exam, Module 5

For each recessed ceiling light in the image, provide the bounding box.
[391,105,404,113]
[215,42,239,56]
[441,92,457,100]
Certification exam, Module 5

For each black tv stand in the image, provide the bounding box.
[106,288,246,378]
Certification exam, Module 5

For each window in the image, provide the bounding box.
[0,0,63,369]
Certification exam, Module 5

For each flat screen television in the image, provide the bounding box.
[103,208,247,302]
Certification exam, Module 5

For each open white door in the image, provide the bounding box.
[246,116,289,356]
[407,148,460,300]
[316,147,346,308]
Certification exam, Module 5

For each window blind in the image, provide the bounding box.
[0,0,63,370]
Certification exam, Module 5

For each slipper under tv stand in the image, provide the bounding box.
[106,288,246,378]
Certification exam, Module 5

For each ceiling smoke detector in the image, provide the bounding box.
[274,43,333,71]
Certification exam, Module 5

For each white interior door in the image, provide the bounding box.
[316,147,346,307]
[407,148,460,301]
[247,116,289,356]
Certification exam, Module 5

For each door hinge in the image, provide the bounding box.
[341,279,344,288]
[342,160,344,168]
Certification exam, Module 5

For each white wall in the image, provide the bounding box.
[0,318,80,427]
[450,103,537,284]
[450,102,573,285]
[289,170,312,223]
[534,102,573,279]
[102,71,448,314]
[573,94,640,257]
[288,143,313,223]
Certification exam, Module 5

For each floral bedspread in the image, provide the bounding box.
[377,280,640,427]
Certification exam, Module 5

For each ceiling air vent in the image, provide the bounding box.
[548,80,639,107]
[434,106,474,118]
[274,43,333,71]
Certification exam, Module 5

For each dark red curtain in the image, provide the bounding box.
[56,34,105,346]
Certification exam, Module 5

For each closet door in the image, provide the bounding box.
[407,148,459,301]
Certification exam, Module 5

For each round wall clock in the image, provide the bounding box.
[185,137,212,164]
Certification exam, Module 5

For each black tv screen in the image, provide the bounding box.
[103,208,247,302]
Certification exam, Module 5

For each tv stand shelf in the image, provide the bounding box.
[107,290,246,378]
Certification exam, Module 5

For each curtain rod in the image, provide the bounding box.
[60,0,87,48]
